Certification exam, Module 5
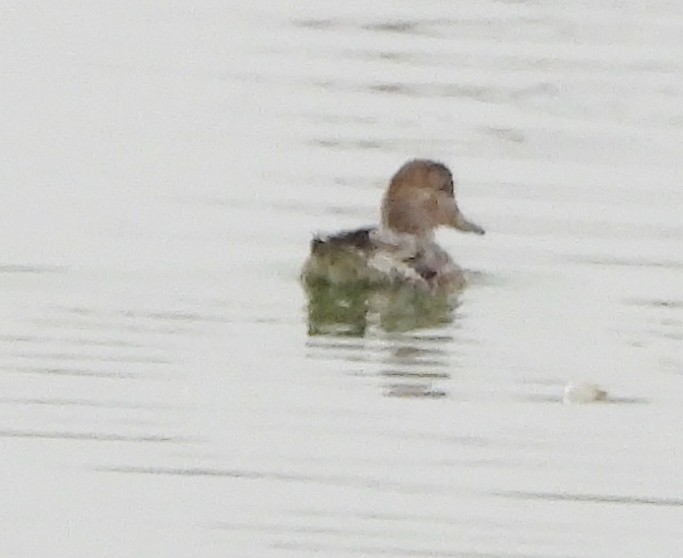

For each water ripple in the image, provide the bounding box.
[500,490,683,508]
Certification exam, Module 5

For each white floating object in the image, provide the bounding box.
[563,382,608,404]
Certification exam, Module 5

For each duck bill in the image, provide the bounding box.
[452,211,485,235]
[443,199,485,235]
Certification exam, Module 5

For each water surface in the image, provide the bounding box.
[1,1,682,557]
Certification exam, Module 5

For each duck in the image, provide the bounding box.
[301,159,485,291]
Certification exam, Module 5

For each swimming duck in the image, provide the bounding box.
[301,159,485,291]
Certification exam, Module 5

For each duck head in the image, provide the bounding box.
[380,159,485,238]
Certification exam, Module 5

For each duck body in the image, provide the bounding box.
[302,226,466,290]
[301,159,484,292]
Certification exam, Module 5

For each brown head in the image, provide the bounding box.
[380,159,485,237]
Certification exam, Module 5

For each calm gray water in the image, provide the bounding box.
[1,2,682,557]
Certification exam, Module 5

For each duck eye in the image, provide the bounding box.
[441,181,454,195]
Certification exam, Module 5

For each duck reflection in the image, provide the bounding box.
[304,281,459,336]
[304,282,458,398]
[380,339,452,399]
